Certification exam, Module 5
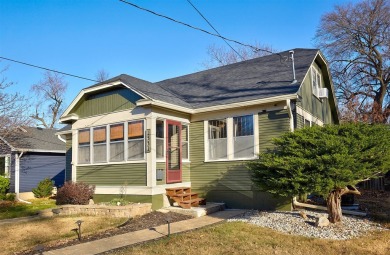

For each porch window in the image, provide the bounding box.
[156,120,164,159]
[78,129,90,164]
[208,119,228,160]
[233,115,254,158]
[128,120,145,160]
[110,124,124,162]
[182,125,189,160]
[93,126,107,163]
[0,156,10,177]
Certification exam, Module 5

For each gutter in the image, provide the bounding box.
[292,197,366,217]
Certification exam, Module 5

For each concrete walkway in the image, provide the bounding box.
[43,209,245,255]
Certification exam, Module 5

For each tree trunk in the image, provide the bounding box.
[326,186,361,224]
[327,189,343,223]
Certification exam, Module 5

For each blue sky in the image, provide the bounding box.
[0,0,350,107]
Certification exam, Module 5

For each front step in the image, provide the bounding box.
[166,187,206,209]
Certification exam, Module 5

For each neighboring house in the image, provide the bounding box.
[0,126,66,199]
[58,49,339,210]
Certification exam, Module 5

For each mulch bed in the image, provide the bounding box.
[16,211,193,255]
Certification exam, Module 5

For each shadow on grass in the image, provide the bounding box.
[0,198,56,220]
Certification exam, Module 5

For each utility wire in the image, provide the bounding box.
[118,0,274,55]
[0,56,98,82]
[185,0,243,60]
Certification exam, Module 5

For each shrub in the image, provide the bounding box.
[0,176,10,200]
[109,198,132,206]
[32,178,54,198]
[5,193,15,201]
[56,181,95,205]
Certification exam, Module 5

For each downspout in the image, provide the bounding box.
[286,99,294,132]
[15,151,31,204]
[57,134,66,143]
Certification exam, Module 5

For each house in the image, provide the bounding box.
[58,49,339,210]
[0,127,66,200]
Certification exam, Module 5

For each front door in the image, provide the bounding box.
[166,120,182,183]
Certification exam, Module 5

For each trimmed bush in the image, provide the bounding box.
[5,193,15,201]
[56,181,95,205]
[0,176,10,200]
[32,178,54,198]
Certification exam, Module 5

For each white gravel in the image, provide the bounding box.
[228,210,386,240]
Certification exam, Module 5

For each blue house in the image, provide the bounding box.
[0,127,66,199]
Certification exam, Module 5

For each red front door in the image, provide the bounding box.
[166,120,182,183]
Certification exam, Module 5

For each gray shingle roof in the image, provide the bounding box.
[156,48,318,108]
[85,48,318,110]
[88,74,193,108]
[0,127,65,152]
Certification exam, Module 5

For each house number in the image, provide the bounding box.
[146,129,151,153]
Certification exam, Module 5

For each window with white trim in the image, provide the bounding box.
[0,156,10,177]
[93,126,107,163]
[182,124,189,160]
[156,120,164,160]
[233,115,254,158]
[128,120,145,160]
[78,129,90,164]
[110,123,124,162]
[207,115,256,161]
[208,119,228,160]
[311,66,321,96]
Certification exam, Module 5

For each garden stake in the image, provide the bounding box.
[166,217,171,238]
[34,244,44,255]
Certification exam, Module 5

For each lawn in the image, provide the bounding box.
[109,221,390,255]
[0,198,57,219]
[0,215,126,255]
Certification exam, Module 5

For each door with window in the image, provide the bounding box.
[166,120,182,183]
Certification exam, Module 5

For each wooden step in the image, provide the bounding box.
[179,198,207,209]
[173,193,199,201]
[166,187,191,197]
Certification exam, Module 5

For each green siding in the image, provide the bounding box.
[77,163,147,186]
[93,194,163,210]
[155,161,190,185]
[297,63,335,124]
[296,114,304,129]
[189,114,290,210]
[65,134,72,181]
[70,88,141,118]
[259,109,290,152]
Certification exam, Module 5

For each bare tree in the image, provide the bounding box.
[30,71,67,129]
[0,65,31,132]
[315,0,390,123]
[202,42,274,69]
[95,69,110,82]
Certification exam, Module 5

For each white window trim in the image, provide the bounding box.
[76,119,147,166]
[311,66,322,99]
[204,114,258,162]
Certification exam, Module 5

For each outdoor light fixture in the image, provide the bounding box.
[34,244,44,255]
[166,216,171,238]
[73,220,84,241]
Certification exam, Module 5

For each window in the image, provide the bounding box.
[206,115,257,161]
[233,115,254,158]
[304,119,311,127]
[311,66,321,95]
[182,125,189,160]
[78,129,90,164]
[110,124,124,162]
[0,156,10,177]
[128,120,145,160]
[208,119,228,160]
[93,126,107,163]
[156,120,164,159]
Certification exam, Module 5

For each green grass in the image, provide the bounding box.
[0,198,57,219]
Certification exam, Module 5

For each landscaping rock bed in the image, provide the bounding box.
[228,210,386,240]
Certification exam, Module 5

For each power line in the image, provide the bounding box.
[0,56,98,82]
[185,0,243,60]
[118,0,274,55]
